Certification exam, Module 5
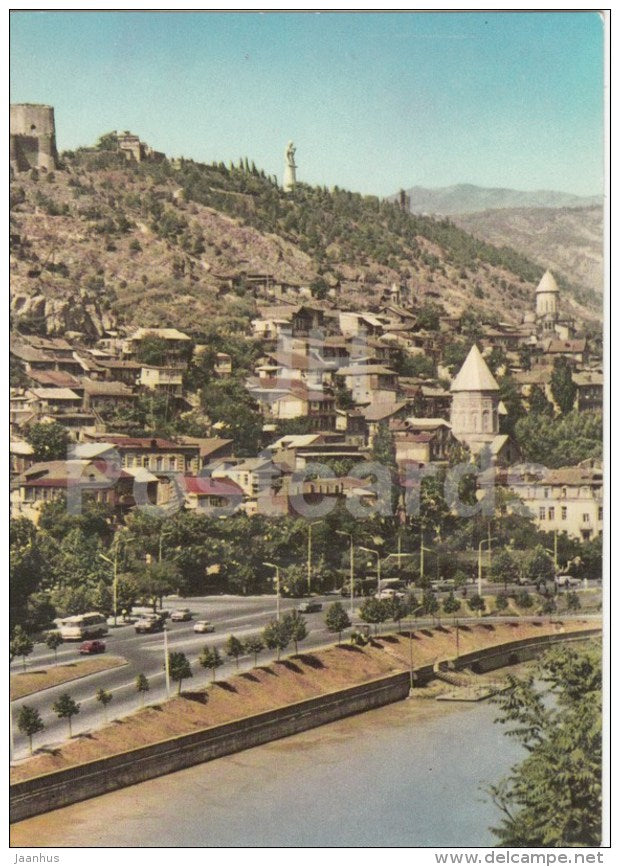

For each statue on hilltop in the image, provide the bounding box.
[283,140,297,192]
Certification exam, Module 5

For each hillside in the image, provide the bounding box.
[394,183,601,215]
[451,205,604,298]
[9,144,600,339]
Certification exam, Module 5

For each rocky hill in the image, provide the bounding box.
[9,144,601,339]
[450,205,604,298]
[394,183,601,215]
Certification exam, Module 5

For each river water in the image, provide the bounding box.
[11,691,525,848]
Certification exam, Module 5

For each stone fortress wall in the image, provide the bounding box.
[10,104,58,174]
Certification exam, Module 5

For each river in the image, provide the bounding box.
[11,689,525,848]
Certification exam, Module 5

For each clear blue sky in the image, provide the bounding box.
[10,10,604,197]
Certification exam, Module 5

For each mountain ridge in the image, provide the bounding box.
[393,183,602,215]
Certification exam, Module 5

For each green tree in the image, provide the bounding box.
[421,590,440,621]
[199,646,222,684]
[45,631,63,666]
[17,705,45,755]
[52,693,80,737]
[525,545,555,585]
[135,333,171,366]
[442,592,461,619]
[495,593,509,613]
[325,601,351,645]
[489,644,601,846]
[385,596,408,631]
[25,421,70,461]
[371,422,396,469]
[467,593,486,615]
[224,635,245,669]
[262,619,291,661]
[135,673,150,705]
[528,385,553,416]
[10,625,34,671]
[515,590,534,610]
[282,610,308,655]
[358,597,387,636]
[136,560,181,610]
[550,356,577,415]
[95,688,113,722]
[243,635,264,667]
[566,591,581,612]
[492,549,520,592]
[168,651,192,694]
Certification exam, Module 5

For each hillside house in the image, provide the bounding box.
[124,328,192,362]
[139,365,184,396]
[336,364,399,405]
[183,476,244,512]
[573,370,603,412]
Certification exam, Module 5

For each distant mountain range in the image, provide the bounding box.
[393,183,602,216]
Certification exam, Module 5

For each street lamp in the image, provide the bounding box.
[359,546,381,597]
[99,532,134,627]
[263,562,281,620]
[478,537,497,598]
[307,520,322,594]
[545,528,559,573]
[407,605,423,694]
[336,530,355,617]
[163,622,171,698]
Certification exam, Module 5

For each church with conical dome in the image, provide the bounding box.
[532,269,574,340]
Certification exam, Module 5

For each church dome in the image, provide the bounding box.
[536,270,559,294]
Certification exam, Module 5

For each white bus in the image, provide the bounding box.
[54,612,109,641]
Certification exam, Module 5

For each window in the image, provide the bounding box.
[544,488,549,499]
[169,457,177,471]
[539,507,546,520]
[561,506,567,520]
[598,506,603,521]
[582,513,590,524]
[548,507,555,520]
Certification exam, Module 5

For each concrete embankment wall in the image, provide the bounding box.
[10,627,600,823]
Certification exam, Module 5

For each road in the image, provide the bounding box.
[10,589,600,761]
[10,593,345,760]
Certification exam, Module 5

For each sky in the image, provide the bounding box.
[9,10,605,197]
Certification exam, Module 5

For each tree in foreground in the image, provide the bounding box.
[325,602,351,645]
[224,635,245,669]
[282,610,308,655]
[243,635,264,667]
[566,591,581,612]
[385,596,408,631]
[53,693,80,737]
[358,597,387,636]
[96,688,113,722]
[199,646,222,684]
[494,593,509,614]
[421,590,440,622]
[262,620,290,661]
[168,651,192,694]
[45,631,63,666]
[135,673,150,705]
[467,593,486,615]
[17,705,45,755]
[442,592,461,620]
[492,549,520,592]
[489,643,601,846]
[10,626,34,671]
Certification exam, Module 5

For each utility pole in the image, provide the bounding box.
[163,624,170,698]
[337,531,355,618]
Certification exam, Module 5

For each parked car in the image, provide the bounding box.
[297,601,323,613]
[170,608,192,622]
[79,639,106,654]
[135,615,165,634]
[431,580,456,593]
[555,574,582,589]
[375,589,406,600]
[193,620,215,634]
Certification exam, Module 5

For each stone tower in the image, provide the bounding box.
[10,104,58,174]
[450,344,500,449]
[283,140,297,192]
[535,270,559,331]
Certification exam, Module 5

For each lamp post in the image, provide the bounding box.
[336,531,355,617]
[158,527,173,562]
[545,529,559,573]
[359,546,381,597]
[407,606,423,694]
[99,532,134,627]
[478,537,497,598]
[163,623,171,698]
[307,520,322,594]
[263,562,281,620]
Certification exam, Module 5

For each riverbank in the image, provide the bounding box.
[8,667,534,848]
[11,618,597,784]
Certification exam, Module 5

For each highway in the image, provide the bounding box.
[10,593,347,760]
[10,587,600,761]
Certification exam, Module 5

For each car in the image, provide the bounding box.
[554,574,582,589]
[170,608,192,622]
[375,589,406,600]
[134,615,165,634]
[79,639,106,654]
[297,601,323,613]
[193,620,215,634]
